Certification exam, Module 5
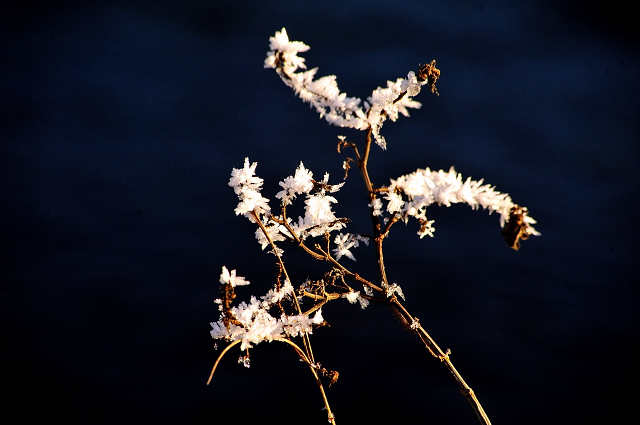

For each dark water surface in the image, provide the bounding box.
[3,1,638,423]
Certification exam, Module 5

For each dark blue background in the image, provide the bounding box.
[3,1,638,423]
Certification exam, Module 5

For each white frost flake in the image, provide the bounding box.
[219,266,250,287]
[333,233,369,262]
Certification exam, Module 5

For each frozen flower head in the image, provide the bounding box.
[268,28,309,54]
[501,205,540,250]
[229,157,262,195]
[229,158,271,219]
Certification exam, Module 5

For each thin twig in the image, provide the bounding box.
[389,299,491,425]
[206,339,241,385]
[274,338,337,425]
[208,338,336,425]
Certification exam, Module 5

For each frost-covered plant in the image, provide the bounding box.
[207,28,539,425]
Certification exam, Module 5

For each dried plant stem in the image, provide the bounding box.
[206,339,241,385]
[389,299,492,425]
[213,36,531,423]
[354,129,492,425]
[207,338,336,425]
[358,127,391,287]
[275,338,336,425]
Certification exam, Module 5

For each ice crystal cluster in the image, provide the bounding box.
[209,159,350,351]
[385,166,539,238]
[211,267,323,351]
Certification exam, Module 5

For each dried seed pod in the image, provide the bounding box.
[502,205,533,250]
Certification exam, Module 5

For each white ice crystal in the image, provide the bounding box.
[369,198,383,216]
[288,172,346,239]
[382,281,405,301]
[281,310,324,338]
[261,279,294,306]
[332,233,369,262]
[254,215,289,251]
[229,157,271,219]
[236,308,283,350]
[342,290,369,309]
[219,266,250,287]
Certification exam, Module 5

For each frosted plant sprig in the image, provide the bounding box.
[265,28,366,131]
[209,282,324,352]
[256,159,351,245]
[209,29,539,425]
[265,28,440,150]
[228,158,349,253]
[382,166,540,242]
